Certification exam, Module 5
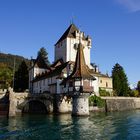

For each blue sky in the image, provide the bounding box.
[0,0,140,87]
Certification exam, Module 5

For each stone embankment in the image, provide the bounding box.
[0,90,9,115]
[102,97,140,112]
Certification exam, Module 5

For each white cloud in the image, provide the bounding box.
[115,0,140,12]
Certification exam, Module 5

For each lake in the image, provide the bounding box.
[0,110,140,140]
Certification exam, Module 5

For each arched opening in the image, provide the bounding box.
[22,100,47,114]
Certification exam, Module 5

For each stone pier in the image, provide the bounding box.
[8,88,16,117]
[53,94,72,114]
[72,93,90,116]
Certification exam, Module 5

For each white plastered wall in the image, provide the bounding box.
[92,76,99,96]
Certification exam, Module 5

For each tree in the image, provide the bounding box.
[112,63,129,96]
[37,47,50,65]
[14,61,29,92]
[0,63,13,89]
[137,81,140,94]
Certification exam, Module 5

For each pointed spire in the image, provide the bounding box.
[61,42,95,86]
[70,43,94,79]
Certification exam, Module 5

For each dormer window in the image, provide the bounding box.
[88,40,91,46]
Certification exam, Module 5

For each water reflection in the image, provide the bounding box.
[0,111,140,139]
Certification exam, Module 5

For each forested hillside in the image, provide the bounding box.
[0,52,30,89]
[0,53,30,70]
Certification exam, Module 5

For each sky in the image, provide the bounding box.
[0,0,140,87]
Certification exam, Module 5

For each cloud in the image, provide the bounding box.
[115,0,140,12]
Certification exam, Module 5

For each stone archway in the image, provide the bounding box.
[22,100,48,114]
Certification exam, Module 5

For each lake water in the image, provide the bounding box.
[0,110,140,140]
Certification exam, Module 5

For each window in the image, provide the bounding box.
[106,82,108,87]
[69,81,73,87]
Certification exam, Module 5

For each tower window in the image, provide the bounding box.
[106,82,108,87]
[69,81,73,87]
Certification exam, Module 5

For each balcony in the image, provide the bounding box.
[82,86,94,93]
[74,86,94,93]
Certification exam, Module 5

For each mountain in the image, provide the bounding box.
[0,52,30,70]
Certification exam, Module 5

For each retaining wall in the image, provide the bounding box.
[102,97,140,112]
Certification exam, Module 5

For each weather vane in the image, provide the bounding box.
[70,13,75,24]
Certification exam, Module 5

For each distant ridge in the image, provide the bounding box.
[0,52,30,70]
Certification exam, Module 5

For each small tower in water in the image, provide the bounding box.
[61,32,95,116]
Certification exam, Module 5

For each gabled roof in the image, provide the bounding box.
[50,58,64,68]
[32,61,70,82]
[34,56,50,69]
[55,24,79,45]
[61,43,95,84]
[88,68,111,78]
[47,61,68,77]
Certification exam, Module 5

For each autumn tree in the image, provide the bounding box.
[112,63,129,96]
[0,63,13,89]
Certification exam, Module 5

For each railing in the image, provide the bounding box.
[82,86,93,93]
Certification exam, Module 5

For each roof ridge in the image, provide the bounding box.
[55,24,79,45]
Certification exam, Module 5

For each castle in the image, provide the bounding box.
[29,24,112,115]
[29,24,112,95]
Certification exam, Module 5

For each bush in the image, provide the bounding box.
[89,95,105,108]
[129,90,139,97]
[99,88,110,96]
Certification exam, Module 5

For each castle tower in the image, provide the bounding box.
[55,24,92,66]
[61,35,95,116]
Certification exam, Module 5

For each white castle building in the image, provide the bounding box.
[29,24,112,96]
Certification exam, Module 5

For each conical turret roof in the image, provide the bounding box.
[61,43,95,85]
[70,43,95,79]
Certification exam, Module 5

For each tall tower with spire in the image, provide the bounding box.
[55,24,92,66]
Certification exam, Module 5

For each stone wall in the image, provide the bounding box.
[53,94,72,113]
[72,94,89,116]
[102,97,140,112]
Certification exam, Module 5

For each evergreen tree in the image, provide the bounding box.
[37,47,50,65]
[112,63,129,96]
[14,61,29,92]
[137,81,140,94]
